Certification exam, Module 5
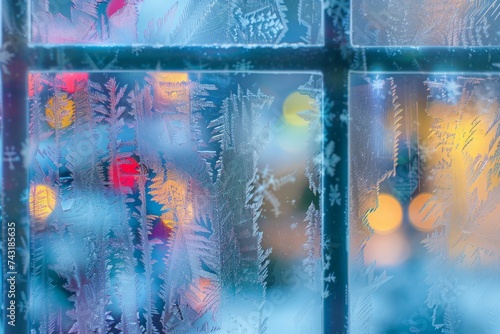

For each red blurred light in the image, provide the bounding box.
[110,156,140,192]
[106,0,127,17]
[55,73,89,94]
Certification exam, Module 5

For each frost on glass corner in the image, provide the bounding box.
[30,0,323,46]
[349,72,500,333]
[351,0,500,47]
[28,71,323,333]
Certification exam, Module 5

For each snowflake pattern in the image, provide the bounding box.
[4,145,21,170]
[0,42,14,74]
[253,166,296,217]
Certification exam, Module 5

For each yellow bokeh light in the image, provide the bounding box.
[151,168,194,228]
[423,98,499,262]
[45,94,75,129]
[29,184,57,225]
[366,193,403,234]
[149,72,190,108]
[282,92,316,127]
[409,192,439,232]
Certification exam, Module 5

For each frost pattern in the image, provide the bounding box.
[28,72,323,333]
[350,73,500,333]
[31,0,323,46]
[352,0,500,46]
[423,76,500,333]
[349,75,402,333]
[298,75,323,195]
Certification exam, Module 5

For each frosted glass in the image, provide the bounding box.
[28,71,323,333]
[30,0,323,46]
[349,72,500,333]
[352,0,500,47]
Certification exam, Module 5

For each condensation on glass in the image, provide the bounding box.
[28,71,323,333]
[349,72,500,333]
[30,0,323,46]
[351,0,500,47]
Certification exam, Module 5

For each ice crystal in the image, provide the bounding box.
[233,59,254,73]
[324,140,341,177]
[4,145,21,170]
[328,184,341,206]
[325,0,349,29]
[252,166,295,217]
[0,42,14,74]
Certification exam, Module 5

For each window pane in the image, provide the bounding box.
[30,1,323,46]
[351,1,500,46]
[28,71,323,333]
[349,72,500,333]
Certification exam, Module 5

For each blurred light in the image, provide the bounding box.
[282,91,315,127]
[55,73,89,94]
[364,231,411,267]
[110,157,140,192]
[367,193,403,234]
[409,192,439,232]
[29,184,57,226]
[149,72,189,108]
[162,218,176,230]
[154,170,194,227]
[193,277,211,310]
[45,94,75,129]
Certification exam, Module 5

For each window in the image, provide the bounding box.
[350,72,500,333]
[3,1,335,333]
[4,1,498,333]
[349,1,500,333]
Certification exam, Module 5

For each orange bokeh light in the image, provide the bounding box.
[151,168,194,227]
[366,193,403,234]
[29,184,57,229]
[409,192,440,232]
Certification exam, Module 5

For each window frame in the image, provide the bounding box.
[1,1,351,333]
